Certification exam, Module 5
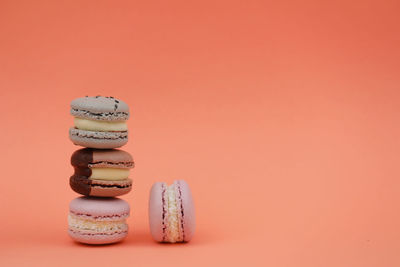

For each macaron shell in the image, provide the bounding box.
[69,196,130,217]
[70,175,91,196]
[70,176,133,197]
[176,180,196,242]
[91,149,134,168]
[71,148,134,168]
[90,179,132,197]
[148,182,167,242]
[68,229,128,245]
[69,128,128,149]
[71,96,129,121]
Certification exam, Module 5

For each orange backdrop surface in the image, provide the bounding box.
[0,0,399,266]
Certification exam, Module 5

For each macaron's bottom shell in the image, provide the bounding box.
[90,182,132,197]
[69,128,128,149]
[68,229,128,245]
[70,176,132,197]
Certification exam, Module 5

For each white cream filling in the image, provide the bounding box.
[166,184,181,243]
[89,168,129,181]
[68,214,128,233]
[74,117,127,132]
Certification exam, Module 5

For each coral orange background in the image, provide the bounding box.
[0,0,399,266]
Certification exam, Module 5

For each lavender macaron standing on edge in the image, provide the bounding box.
[149,180,196,243]
[68,197,130,244]
[69,96,130,149]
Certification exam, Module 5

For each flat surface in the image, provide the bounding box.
[0,0,399,266]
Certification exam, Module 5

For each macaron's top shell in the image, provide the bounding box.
[69,197,130,217]
[176,180,196,242]
[71,96,129,121]
[71,148,134,169]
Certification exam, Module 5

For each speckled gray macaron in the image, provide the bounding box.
[69,96,130,149]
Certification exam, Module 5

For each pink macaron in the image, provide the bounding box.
[148,180,195,243]
[68,197,130,245]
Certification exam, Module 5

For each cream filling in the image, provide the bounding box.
[68,214,128,233]
[74,117,127,132]
[166,184,182,243]
[89,168,129,181]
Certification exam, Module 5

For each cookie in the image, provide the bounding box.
[69,96,130,149]
[68,197,130,244]
[70,148,134,197]
[148,180,196,243]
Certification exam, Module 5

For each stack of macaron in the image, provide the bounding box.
[67,96,134,245]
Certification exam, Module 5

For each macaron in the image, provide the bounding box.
[148,180,195,243]
[69,96,130,149]
[70,148,134,197]
[68,197,130,245]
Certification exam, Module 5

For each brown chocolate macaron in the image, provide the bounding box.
[70,148,134,197]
